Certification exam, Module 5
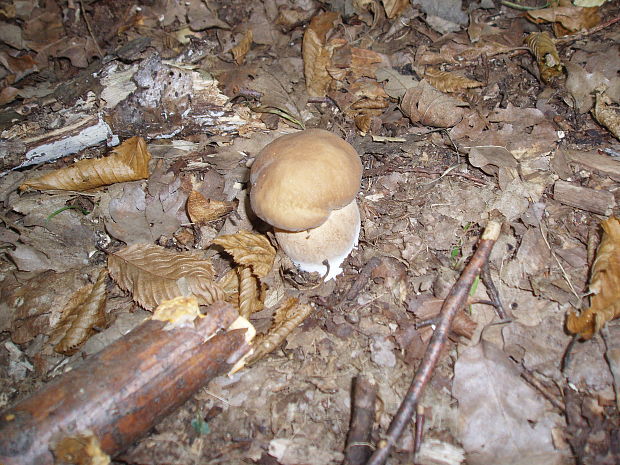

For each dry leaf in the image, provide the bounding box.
[53,431,110,465]
[525,32,563,84]
[248,298,313,364]
[231,29,253,65]
[567,217,620,339]
[213,230,276,278]
[152,295,201,329]
[186,190,234,224]
[376,67,418,99]
[20,137,151,192]
[453,342,565,465]
[592,90,620,140]
[424,68,484,93]
[401,80,468,127]
[381,0,408,18]
[526,6,600,36]
[48,269,107,355]
[238,266,265,319]
[108,243,226,311]
[302,11,340,96]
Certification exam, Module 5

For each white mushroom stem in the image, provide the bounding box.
[274,200,361,281]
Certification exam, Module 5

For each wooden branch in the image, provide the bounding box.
[553,180,615,216]
[366,221,501,465]
[0,301,250,465]
[345,376,377,465]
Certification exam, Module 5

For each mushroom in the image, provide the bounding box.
[249,129,362,281]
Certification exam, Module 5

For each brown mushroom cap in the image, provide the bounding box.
[250,129,362,231]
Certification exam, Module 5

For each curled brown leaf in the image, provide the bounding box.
[401,80,468,127]
[186,190,235,225]
[20,137,151,192]
[213,230,276,278]
[567,217,620,339]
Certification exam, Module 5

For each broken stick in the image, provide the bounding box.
[0,301,250,465]
[345,376,377,465]
[366,221,501,465]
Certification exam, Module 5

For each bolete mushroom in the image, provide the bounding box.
[250,129,362,281]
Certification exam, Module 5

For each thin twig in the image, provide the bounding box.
[480,260,508,319]
[345,376,377,465]
[556,16,620,45]
[79,0,104,59]
[501,0,549,11]
[519,366,565,413]
[366,221,501,465]
[413,405,425,454]
[340,256,383,305]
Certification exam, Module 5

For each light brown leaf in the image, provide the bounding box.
[424,68,484,93]
[152,295,201,329]
[525,32,563,84]
[526,6,600,35]
[186,190,234,224]
[381,0,408,18]
[248,298,313,364]
[567,217,620,339]
[401,80,468,127]
[238,266,265,319]
[49,269,108,356]
[592,90,620,140]
[108,243,225,311]
[213,231,276,279]
[231,29,253,65]
[20,137,151,192]
[302,11,340,96]
[53,431,110,465]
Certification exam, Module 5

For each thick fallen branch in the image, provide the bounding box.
[0,301,250,465]
[366,221,501,465]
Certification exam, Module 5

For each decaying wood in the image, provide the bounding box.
[0,301,250,465]
[566,149,620,182]
[0,51,261,173]
[344,376,377,465]
[366,221,501,465]
[553,180,615,216]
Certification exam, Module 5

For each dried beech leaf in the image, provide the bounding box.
[231,29,253,65]
[401,80,468,127]
[108,243,225,311]
[424,68,484,93]
[20,137,151,192]
[186,190,235,224]
[53,431,110,465]
[525,32,563,84]
[381,0,408,18]
[218,268,240,307]
[376,67,418,99]
[49,269,107,356]
[592,90,620,140]
[302,11,340,96]
[248,298,313,364]
[238,266,265,319]
[526,6,600,35]
[567,217,620,339]
[213,230,276,278]
[152,295,201,329]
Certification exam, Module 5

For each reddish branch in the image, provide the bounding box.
[365,221,501,465]
[345,376,378,465]
[0,302,250,465]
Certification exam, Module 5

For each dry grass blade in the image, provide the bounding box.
[20,137,151,192]
[231,29,253,65]
[424,68,484,93]
[248,298,313,364]
[302,11,339,96]
[49,268,108,355]
[567,217,620,339]
[238,266,264,319]
[213,230,276,278]
[186,190,235,224]
[525,32,563,84]
[108,243,226,310]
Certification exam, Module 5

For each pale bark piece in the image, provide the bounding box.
[553,180,615,215]
[565,149,620,182]
[453,342,566,465]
